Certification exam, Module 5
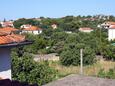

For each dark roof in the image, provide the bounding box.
[0,79,38,86]
[0,40,33,48]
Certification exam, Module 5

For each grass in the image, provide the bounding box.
[48,60,115,79]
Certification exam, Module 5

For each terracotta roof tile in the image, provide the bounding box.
[0,34,25,45]
[23,26,42,31]
[0,27,18,33]
[0,31,10,36]
[109,25,115,29]
[105,21,115,25]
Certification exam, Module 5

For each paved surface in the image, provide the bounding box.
[43,74,115,86]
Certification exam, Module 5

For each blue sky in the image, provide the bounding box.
[0,0,115,20]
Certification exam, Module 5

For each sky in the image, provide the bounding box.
[0,0,115,20]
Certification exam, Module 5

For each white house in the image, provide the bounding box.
[0,31,32,79]
[20,24,32,29]
[100,21,115,41]
[21,26,42,35]
[108,25,115,41]
[79,27,94,33]
[100,21,115,29]
[0,21,14,28]
[51,24,57,29]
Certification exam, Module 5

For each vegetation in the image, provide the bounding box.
[11,15,115,85]
[60,44,96,66]
[49,60,115,79]
[98,68,115,79]
[11,52,57,86]
[102,45,115,61]
[13,18,41,29]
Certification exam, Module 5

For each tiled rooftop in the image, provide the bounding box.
[0,34,25,45]
[0,27,25,45]
[109,25,115,29]
[23,26,42,31]
[0,27,18,33]
[105,21,115,25]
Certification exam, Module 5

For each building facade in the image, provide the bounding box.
[108,25,115,41]
[0,31,32,79]
[79,27,93,33]
[21,25,42,35]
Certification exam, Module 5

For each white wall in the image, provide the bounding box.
[0,48,11,79]
[79,30,93,33]
[108,29,115,41]
[21,30,42,35]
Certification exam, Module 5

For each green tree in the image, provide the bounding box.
[102,45,115,60]
[60,43,96,66]
[12,52,57,86]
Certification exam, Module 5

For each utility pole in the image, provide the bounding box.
[100,28,102,55]
[80,49,83,75]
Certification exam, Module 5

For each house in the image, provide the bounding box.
[0,31,32,79]
[0,21,14,28]
[51,24,57,29]
[20,24,32,29]
[21,25,42,35]
[99,21,115,41]
[100,21,115,29]
[79,27,94,33]
[108,25,115,41]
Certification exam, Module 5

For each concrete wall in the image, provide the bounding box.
[0,48,11,79]
[79,29,93,33]
[108,29,115,41]
[21,30,42,35]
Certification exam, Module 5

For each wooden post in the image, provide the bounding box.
[80,49,83,75]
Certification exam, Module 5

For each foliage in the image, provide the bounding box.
[60,43,96,66]
[11,52,57,86]
[23,34,47,54]
[98,68,115,79]
[102,45,115,61]
[13,18,40,29]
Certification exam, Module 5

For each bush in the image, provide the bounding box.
[97,69,106,78]
[11,52,57,86]
[97,68,115,79]
[60,43,96,66]
[102,45,115,61]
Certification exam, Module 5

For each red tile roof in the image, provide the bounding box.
[109,25,115,29]
[0,27,18,33]
[0,33,25,45]
[105,21,115,25]
[23,26,42,31]
[0,31,10,36]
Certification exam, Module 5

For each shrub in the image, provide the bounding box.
[97,69,106,78]
[97,68,115,79]
[60,43,96,66]
[102,45,115,61]
[12,52,57,86]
